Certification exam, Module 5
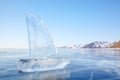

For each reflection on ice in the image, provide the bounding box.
[18,58,69,72]
[18,69,70,80]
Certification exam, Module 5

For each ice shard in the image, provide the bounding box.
[18,13,69,72]
[26,13,56,59]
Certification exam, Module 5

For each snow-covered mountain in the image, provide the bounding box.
[109,40,120,48]
[59,40,120,49]
[83,41,110,48]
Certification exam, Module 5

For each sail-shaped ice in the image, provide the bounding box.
[18,13,69,72]
[26,13,56,59]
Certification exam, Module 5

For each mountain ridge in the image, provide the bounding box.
[59,40,120,49]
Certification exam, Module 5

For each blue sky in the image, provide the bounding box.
[0,0,120,48]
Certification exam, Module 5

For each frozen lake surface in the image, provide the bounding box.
[0,48,120,80]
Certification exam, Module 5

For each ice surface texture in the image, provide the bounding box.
[26,13,56,59]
